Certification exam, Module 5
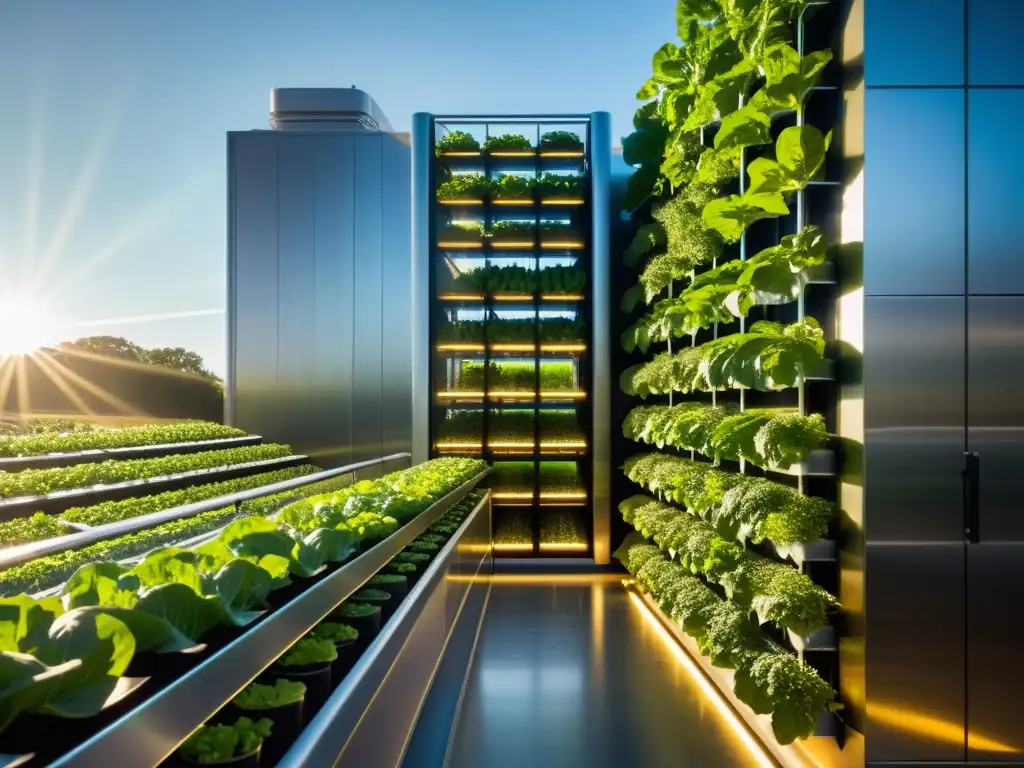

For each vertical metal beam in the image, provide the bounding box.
[590,111,612,564]
[411,113,433,465]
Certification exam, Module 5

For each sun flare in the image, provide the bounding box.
[0,294,53,356]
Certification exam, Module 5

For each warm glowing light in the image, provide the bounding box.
[868,702,1019,754]
[492,492,534,500]
[439,151,481,157]
[627,591,777,768]
[542,294,584,301]
[492,294,535,301]
[493,543,534,552]
[0,294,54,356]
[540,241,585,249]
[437,391,485,399]
[541,198,585,205]
[540,151,584,158]
[488,343,587,353]
[492,199,534,206]
[439,199,484,205]
[438,241,484,249]
[435,442,483,449]
[491,241,535,249]
[439,293,485,301]
[539,542,588,551]
[540,492,587,500]
[540,441,587,449]
[436,343,486,352]
[490,151,535,157]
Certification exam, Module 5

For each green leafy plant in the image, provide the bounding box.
[279,637,338,667]
[623,453,833,546]
[310,622,358,644]
[336,602,379,618]
[438,221,485,243]
[0,422,246,459]
[457,360,574,391]
[179,717,273,763]
[492,175,535,200]
[436,130,480,154]
[539,511,586,547]
[234,678,306,709]
[623,404,826,469]
[535,173,584,198]
[368,573,406,585]
[436,174,492,200]
[489,221,535,241]
[615,535,836,744]
[621,318,825,390]
[0,513,71,547]
[0,443,294,500]
[539,131,583,151]
[483,134,532,152]
[387,561,417,575]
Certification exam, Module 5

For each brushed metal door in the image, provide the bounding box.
[966,297,1024,761]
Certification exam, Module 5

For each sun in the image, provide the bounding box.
[0,294,54,356]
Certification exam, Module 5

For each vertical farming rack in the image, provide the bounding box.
[414,114,610,558]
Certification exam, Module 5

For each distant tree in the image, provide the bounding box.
[146,347,218,380]
[61,336,148,362]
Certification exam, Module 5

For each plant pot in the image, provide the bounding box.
[330,638,361,685]
[223,699,303,767]
[264,662,331,725]
[328,605,381,651]
[266,574,316,610]
[371,577,408,605]
[354,591,395,623]
[176,746,261,768]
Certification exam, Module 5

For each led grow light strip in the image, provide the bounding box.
[540,151,585,158]
[542,294,584,301]
[627,592,776,768]
[492,492,534,500]
[438,199,484,205]
[439,151,481,157]
[436,343,486,352]
[539,492,587,500]
[540,199,585,205]
[435,442,483,449]
[437,391,485,399]
[540,241,585,249]
[489,343,587,352]
[539,542,588,551]
[492,199,534,206]
[491,241,536,249]
[490,151,535,157]
[439,293,485,301]
[492,294,535,301]
[493,543,534,552]
[438,242,484,249]
[485,441,587,450]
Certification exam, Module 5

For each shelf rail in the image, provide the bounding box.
[0,452,413,571]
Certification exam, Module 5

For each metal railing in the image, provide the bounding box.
[0,452,412,571]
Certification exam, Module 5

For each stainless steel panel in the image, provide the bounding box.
[864,297,965,541]
[228,133,280,435]
[381,134,413,456]
[967,544,1024,762]
[968,91,1024,294]
[864,90,965,296]
[277,138,317,453]
[312,134,356,468]
[864,0,965,87]
[590,112,612,565]
[968,0,1024,86]
[411,113,433,465]
[865,543,966,763]
[352,134,384,463]
[968,297,1024,541]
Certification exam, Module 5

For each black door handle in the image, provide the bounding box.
[963,451,980,544]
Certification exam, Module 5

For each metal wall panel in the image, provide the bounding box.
[865,543,966,763]
[864,297,965,541]
[351,135,385,464]
[864,0,965,87]
[968,91,1024,295]
[229,133,280,435]
[381,135,413,457]
[277,139,317,453]
[966,544,1024,762]
[410,114,433,465]
[312,135,356,467]
[968,0,1024,86]
[968,297,1024,541]
[864,90,966,296]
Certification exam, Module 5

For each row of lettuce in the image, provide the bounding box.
[0,457,487,748]
[180,491,483,765]
[615,0,841,748]
[0,421,246,459]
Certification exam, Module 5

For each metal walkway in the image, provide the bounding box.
[406,576,762,768]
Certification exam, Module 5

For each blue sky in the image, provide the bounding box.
[0,0,667,376]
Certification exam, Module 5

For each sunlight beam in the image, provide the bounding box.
[37,353,144,417]
[69,308,225,329]
[31,353,95,417]
[14,357,31,417]
[56,346,209,383]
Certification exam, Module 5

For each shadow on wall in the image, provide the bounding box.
[0,348,224,424]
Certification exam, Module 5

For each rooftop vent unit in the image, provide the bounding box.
[269,87,393,133]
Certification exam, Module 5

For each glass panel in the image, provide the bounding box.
[866,0,965,86]
[865,89,965,295]
[968,0,1024,86]
[969,89,1024,293]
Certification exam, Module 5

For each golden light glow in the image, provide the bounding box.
[540,492,587,500]
[490,151,535,157]
[438,241,484,249]
[0,294,54,356]
[540,151,585,158]
[489,343,587,353]
[540,241,585,249]
[541,198,585,205]
[437,390,586,402]
[542,294,584,301]
[436,343,486,352]
[493,542,534,552]
[438,199,483,205]
[492,199,534,206]
[437,391,485,399]
[439,293,485,301]
[868,702,1019,754]
[491,241,535,249]
[492,293,535,301]
[439,151,481,157]
[539,542,588,551]
[435,441,483,449]
[492,491,534,500]
[627,591,777,768]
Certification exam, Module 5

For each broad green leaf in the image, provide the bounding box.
[622,124,668,168]
[303,527,358,564]
[134,583,226,643]
[702,193,789,242]
[0,653,83,732]
[620,284,645,314]
[70,606,195,654]
[776,126,828,184]
[623,223,667,267]
[714,104,771,152]
[0,595,63,654]
[636,78,659,100]
[129,548,202,593]
[63,563,138,610]
[761,46,834,111]
[652,42,686,84]
[210,560,273,610]
[746,157,791,195]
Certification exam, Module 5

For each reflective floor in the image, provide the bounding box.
[445,578,763,768]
